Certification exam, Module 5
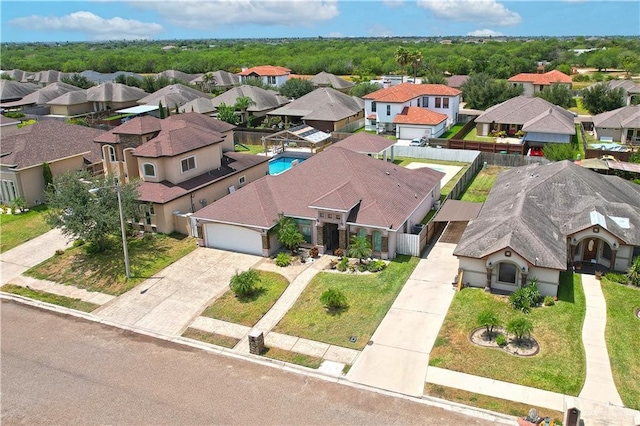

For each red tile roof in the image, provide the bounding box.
[194,147,443,230]
[238,65,291,76]
[508,70,572,85]
[393,106,448,125]
[363,83,461,103]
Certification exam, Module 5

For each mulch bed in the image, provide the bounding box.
[469,327,540,357]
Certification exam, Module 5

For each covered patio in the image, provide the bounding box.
[261,124,331,155]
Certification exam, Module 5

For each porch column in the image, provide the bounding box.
[521,272,528,288]
[485,267,492,292]
[611,248,618,271]
[316,224,324,247]
[338,228,347,250]
[569,243,577,270]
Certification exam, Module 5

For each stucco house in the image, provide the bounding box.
[587,80,640,106]
[0,121,105,207]
[1,82,81,113]
[137,84,211,112]
[475,96,576,144]
[267,87,364,133]
[363,83,461,138]
[239,65,291,88]
[508,70,572,97]
[191,70,240,91]
[47,82,147,116]
[454,160,640,297]
[93,113,268,234]
[592,105,640,145]
[210,85,289,123]
[191,146,443,258]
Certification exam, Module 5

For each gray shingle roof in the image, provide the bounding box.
[310,72,354,90]
[193,146,443,230]
[46,90,89,106]
[190,70,239,87]
[1,82,81,107]
[0,120,105,169]
[179,97,216,114]
[137,84,211,108]
[86,82,147,103]
[210,85,289,112]
[329,132,396,154]
[79,70,143,84]
[454,161,640,269]
[592,105,640,129]
[268,87,363,121]
[155,70,199,83]
[0,80,40,102]
[476,96,575,128]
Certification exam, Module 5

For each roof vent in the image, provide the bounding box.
[397,183,400,187]
[386,171,390,175]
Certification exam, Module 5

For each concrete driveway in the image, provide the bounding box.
[347,242,458,397]
[94,248,261,336]
[1,228,72,285]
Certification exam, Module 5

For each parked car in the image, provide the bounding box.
[410,137,426,147]
[528,146,544,157]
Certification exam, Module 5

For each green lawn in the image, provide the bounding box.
[353,128,397,140]
[569,97,590,115]
[262,347,323,369]
[601,279,640,410]
[25,233,197,295]
[429,273,586,395]
[0,205,52,253]
[393,157,470,198]
[463,127,497,142]
[274,255,419,350]
[235,143,267,155]
[1,284,99,312]
[460,166,508,203]
[439,123,465,139]
[182,327,240,348]
[201,271,289,327]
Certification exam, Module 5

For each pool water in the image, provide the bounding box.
[269,156,306,175]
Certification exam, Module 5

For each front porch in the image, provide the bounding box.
[572,261,609,276]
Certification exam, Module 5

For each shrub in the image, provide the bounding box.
[55,249,65,256]
[509,288,532,313]
[357,263,368,272]
[334,247,344,258]
[275,252,291,267]
[495,334,507,347]
[320,288,348,311]
[367,259,387,272]
[9,197,27,213]
[524,281,542,306]
[572,73,590,82]
[477,310,501,339]
[506,317,533,345]
[604,272,627,284]
[628,256,640,287]
[337,256,349,272]
[72,239,85,247]
[543,295,555,306]
[309,247,319,258]
[230,270,260,298]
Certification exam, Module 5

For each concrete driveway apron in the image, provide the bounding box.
[347,242,458,397]
[94,248,261,336]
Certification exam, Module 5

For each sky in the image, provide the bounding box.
[1,0,639,43]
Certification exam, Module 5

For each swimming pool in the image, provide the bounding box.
[268,155,307,175]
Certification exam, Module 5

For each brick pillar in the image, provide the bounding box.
[261,234,270,250]
[316,224,324,246]
[338,229,347,250]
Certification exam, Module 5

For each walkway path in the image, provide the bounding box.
[1,228,72,285]
[6,275,115,305]
[579,274,624,406]
[346,242,458,397]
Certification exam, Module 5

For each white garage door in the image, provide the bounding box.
[204,223,263,256]
[398,126,429,140]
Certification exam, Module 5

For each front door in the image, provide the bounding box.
[582,238,598,262]
[324,223,339,253]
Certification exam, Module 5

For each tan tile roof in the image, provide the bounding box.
[508,70,571,85]
[363,83,461,103]
[238,65,291,76]
[1,120,105,169]
[393,106,448,125]
[194,147,443,230]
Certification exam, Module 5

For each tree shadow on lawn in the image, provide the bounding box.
[235,287,267,303]
[557,271,576,304]
[324,305,349,317]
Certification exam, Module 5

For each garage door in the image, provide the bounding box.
[398,126,429,140]
[204,223,263,256]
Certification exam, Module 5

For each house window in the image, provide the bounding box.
[371,102,376,112]
[602,242,612,260]
[358,228,367,238]
[319,212,324,218]
[0,179,17,202]
[267,76,276,85]
[180,156,196,173]
[498,263,517,284]
[443,97,449,108]
[239,175,246,186]
[293,218,312,244]
[335,214,341,220]
[423,97,429,107]
[107,145,116,162]
[386,105,391,116]
[417,98,420,107]
[327,213,333,219]
[373,231,382,251]
[435,97,442,108]
[142,163,156,177]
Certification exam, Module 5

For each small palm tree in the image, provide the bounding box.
[234,96,256,125]
[276,216,305,253]
[506,317,533,346]
[628,256,640,287]
[202,72,216,93]
[230,269,260,298]
[348,234,372,264]
[477,310,501,340]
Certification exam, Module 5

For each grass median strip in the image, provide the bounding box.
[182,327,240,349]
[429,272,586,395]
[25,233,196,296]
[261,347,323,369]
[601,279,640,410]
[1,284,99,313]
[202,271,289,327]
[424,383,563,423]
[0,205,52,253]
[460,165,509,203]
[274,255,419,350]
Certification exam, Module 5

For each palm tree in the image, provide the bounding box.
[506,317,533,346]
[348,234,372,264]
[202,72,216,93]
[395,47,411,75]
[234,96,256,126]
[408,50,423,82]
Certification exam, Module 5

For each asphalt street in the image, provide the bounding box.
[0,300,491,425]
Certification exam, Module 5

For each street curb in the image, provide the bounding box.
[1,293,515,425]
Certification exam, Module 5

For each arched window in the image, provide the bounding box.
[358,228,367,238]
[106,145,116,162]
[373,231,382,252]
[142,163,156,178]
[498,262,517,284]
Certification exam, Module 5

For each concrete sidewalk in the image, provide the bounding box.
[7,275,115,305]
[1,228,72,285]
[347,242,458,397]
[579,274,624,406]
[94,248,261,336]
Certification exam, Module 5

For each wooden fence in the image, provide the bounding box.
[396,221,443,257]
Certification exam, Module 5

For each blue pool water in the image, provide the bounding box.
[269,156,307,175]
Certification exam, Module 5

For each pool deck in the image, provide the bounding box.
[404,163,463,188]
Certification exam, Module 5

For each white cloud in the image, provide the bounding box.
[8,11,163,40]
[367,24,394,37]
[130,0,339,29]
[382,0,405,7]
[467,29,505,37]
[328,32,344,38]
[417,0,521,26]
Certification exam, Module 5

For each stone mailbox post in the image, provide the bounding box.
[248,328,264,355]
